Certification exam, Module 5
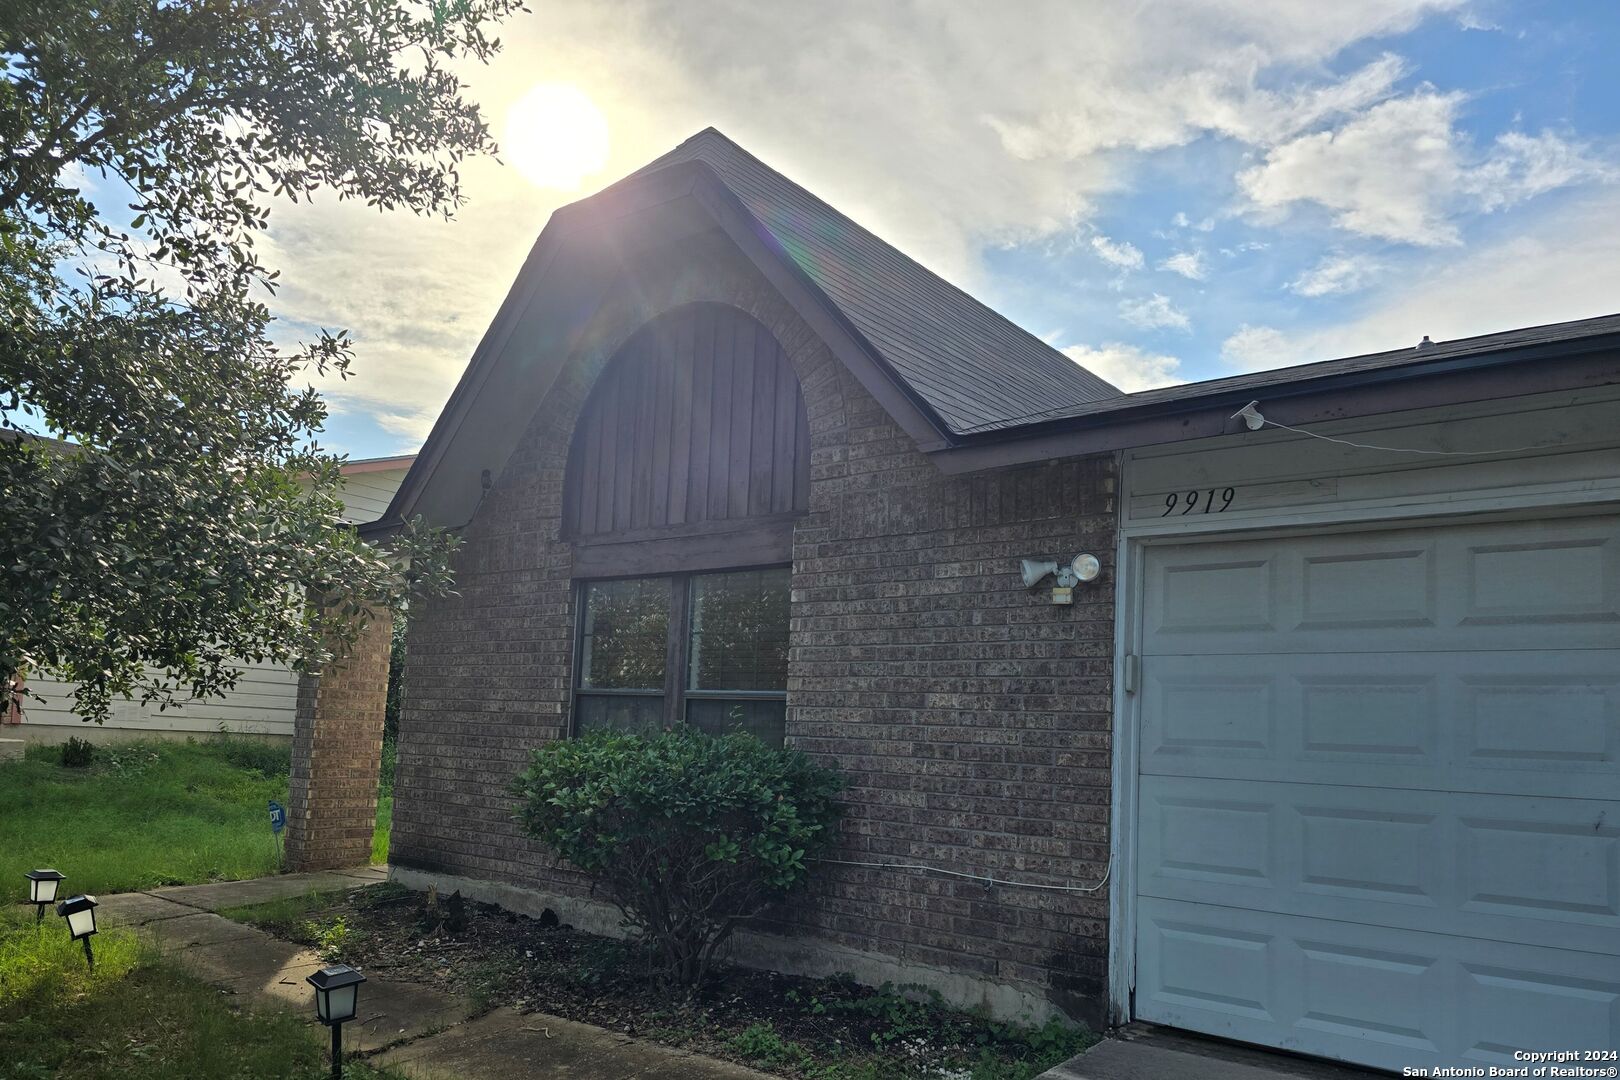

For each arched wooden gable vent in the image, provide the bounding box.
[563,303,810,566]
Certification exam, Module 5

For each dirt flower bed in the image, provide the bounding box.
[223,883,1094,1080]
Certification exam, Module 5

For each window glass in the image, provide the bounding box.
[573,569,789,746]
[579,579,669,690]
[687,568,790,692]
[575,695,666,737]
[685,698,787,748]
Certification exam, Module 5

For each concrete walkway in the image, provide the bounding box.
[99,868,776,1080]
[1038,1023,1384,1080]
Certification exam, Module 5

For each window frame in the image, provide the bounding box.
[569,564,790,739]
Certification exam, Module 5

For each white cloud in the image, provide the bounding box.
[373,408,443,443]
[1091,234,1145,270]
[1467,130,1613,212]
[1221,324,1300,369]
[249,0,1502,442]
[1238,92,1610,246]
[1159,250,1208,280]
[1288,252,1381,296]
[1120,293,1191,331]
[1220,240,1270,256]
[1062,342,1184,391]
[1224,184,1620,373]
[1238,91,1468,245]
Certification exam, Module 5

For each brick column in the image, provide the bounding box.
[285,610,391,871]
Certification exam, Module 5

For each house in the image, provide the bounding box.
[14,453,414,743]
[345,129,1619,1072]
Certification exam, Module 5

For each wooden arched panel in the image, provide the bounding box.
[563,303,810,540]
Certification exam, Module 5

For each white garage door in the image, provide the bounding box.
[1133,514,1620,1071]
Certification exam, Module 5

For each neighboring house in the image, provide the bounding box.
[363,129,1620,1072]
[16,453,414,743]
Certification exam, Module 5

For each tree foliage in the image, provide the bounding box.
[512,728,845,991]
[0,0,523,719]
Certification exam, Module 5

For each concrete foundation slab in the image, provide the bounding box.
[374,1007,778,1080]
[348,975,477,1052]
[148,870,373,910]
[97,891,195,927]
[170,932,324,1007]
[1039,1025,1383,1080]
[143,912,262,951]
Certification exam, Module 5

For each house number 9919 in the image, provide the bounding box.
[1162,487,1236,516]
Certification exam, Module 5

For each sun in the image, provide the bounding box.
[504,83,610,191]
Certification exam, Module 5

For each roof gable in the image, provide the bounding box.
[636,130,1121,432]
[380,129,1121,529]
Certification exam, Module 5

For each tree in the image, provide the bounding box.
[0,0,521,721]
[512,728,845,991]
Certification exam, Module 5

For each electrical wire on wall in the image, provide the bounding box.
[814,857,1111,894]
[1230,401,1567,457]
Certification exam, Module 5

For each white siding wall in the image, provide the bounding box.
[1119,385,1620,539]
[18,463,411,741]
[336,467,410,522]
[20,661,301,740]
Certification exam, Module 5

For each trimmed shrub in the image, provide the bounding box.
[511,727,843,990]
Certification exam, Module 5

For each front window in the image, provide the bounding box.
[574,567,789,746]
[574,578,670,736]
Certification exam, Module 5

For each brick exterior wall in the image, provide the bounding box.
[286,610,392,871]
[391,234,1117,1022]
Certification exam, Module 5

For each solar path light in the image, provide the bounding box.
[306,963,366,1079]
[55,894,99,969]
[24,869,63,922]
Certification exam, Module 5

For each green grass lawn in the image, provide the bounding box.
[0,906,401,1079]
[0,736,391,896]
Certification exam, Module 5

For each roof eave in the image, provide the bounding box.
[928,329,1620,474]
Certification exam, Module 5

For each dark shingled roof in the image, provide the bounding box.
[953,310,1620,435]
[629,128,1120,434]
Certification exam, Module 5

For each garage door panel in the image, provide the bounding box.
[1143,517,1620,656]
[1458,962,1620,1067]
[1135,514,1620,1068]
[1141,776,1620,954]
[1297,544,1436,631]
[1137,897,1620,1073]
[1458,532,1618,627]
[1141,653,1619,800]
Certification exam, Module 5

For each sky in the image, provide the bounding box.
[256,0,1620,459]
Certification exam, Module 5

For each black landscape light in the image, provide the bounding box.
[24,869,64,922]
[55,894,99,969]
[306,963,366,1079]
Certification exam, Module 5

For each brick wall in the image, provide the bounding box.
[391,233,1117,1021]
[286,610,392,871]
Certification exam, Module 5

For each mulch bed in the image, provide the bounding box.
[240,883,1092,1080]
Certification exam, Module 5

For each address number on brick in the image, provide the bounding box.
[1161,487,1236,516]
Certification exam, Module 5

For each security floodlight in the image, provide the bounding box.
[55,894,99,969]
[307,963,367,1079]
[1020,558,1060,589]
[25,869,63,922]
[1231,400,1265,431]
[1070,553,1101,583]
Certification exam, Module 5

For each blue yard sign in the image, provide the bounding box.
[268,800,287,835]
